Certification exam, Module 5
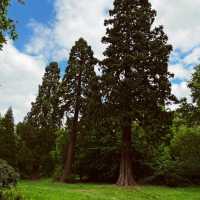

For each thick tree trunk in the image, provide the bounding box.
[60,125,77,182]
[60,66,82,183]
[116,125,136,186]
[60,97,80,182]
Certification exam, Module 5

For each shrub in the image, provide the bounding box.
[0,189,25,200]
[170,126,200,182]
[148,125,200,186]
[0,159,19,188]
[52,165,63,181]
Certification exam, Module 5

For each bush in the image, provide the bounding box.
[170,126,200,182]
[0,189,25,200]
[52,165,63,181]
[0,159,19,188]
[149,125,200,186]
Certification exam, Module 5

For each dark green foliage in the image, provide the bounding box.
[17,62,60,178]
[102,0,174,123]
[53,115,120,183]
[16,123,55,178]
[26,62,61,130]
[0,108,16,167]
[74,72,121,182]
[60,38,98,119]
[0,159,19,188]
[16,122,36,178]
[75,118,121,182]
[132,114,172,168]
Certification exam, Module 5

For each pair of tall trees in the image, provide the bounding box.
[60,0,173,186]
[24,39,98,179]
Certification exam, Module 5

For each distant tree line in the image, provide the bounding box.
[0,0,200,187]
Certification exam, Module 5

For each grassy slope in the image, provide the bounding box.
[17,179,200,200]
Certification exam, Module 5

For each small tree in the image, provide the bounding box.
[0,107,16,167]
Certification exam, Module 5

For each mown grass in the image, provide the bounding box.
[17,179,200,200]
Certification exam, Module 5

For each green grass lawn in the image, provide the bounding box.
[17,179,200,200]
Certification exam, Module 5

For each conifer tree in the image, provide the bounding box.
[102,0,173,186]
[23,62,60,176]
[26,62,61,129]
[0,107,16,166]
[60,38,97,182]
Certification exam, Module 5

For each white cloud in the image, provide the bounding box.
[169,64,193,80]
[183,47,200,65]
[151,0,200,51]
[25,0,113,60]
[150,0,200,103]
[172,82,192,102]
[26,0,200,61]
[0,41,46,122]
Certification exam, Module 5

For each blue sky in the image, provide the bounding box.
[0,0,200,122]
[9,0,54,50]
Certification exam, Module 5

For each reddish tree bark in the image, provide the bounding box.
[116,125,136,186]
[60,68,82,182]
[60,111,78,182]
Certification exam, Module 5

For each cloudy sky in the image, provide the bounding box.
[0,0,199,122]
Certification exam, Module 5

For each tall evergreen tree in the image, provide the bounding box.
[0,107,16,166]
[21,62,60,177]
[26,62,61,129]
[60,38,97,182]
[102,0,173,186]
